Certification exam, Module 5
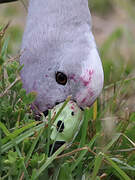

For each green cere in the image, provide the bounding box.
[50,101,83,142]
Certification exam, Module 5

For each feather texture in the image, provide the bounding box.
[20,0,104,111]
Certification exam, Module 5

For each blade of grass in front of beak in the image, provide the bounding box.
[46,110,52,156]
[52,96,71,123]
[79,108,90,148]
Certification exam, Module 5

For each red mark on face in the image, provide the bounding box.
[80,70,94,87]
[88,89,94,98]
[89,70,94,76]
[80,78,89,86]
[45,75,48,78]
[81,97,87,103]
[80,88,94,104]
[69,74,77,83]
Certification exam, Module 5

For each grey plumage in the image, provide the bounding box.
[20,0,104,111]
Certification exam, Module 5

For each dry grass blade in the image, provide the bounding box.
[104,77,135,90]
[56,146,97,159]
[0,76,21,98]
[0,21,10,38]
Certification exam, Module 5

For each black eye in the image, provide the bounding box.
[55,72,67,85]
[57,120,64,133]
[71,112,74,116]
[43,110,49,117]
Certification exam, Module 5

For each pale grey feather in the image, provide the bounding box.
[20,0,104,111]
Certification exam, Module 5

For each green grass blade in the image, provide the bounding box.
[104,154,131,180]
[104,77,135,90]
[70,133,99,172]
[111,158,135,171]
[2,121,37,144]
[52,96,71,123]
[58,163,73,180]
[25,129,44,165]
[14,145,29,180]
[75,108,90,177]
[1,36,9,58]
[103,133,121,152]
[1,122,45,153]
[91,152,104,180]
[46,110,52,156]
[7,129,30,180]
[35,143,67,179]
[0,121,10,136]
[79,108,89,148]
[122,134,135,147]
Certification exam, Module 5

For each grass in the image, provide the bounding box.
[0,1,135,179]
[89,0,113,15]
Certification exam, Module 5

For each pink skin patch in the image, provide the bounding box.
[69,74,78,83]
[81,88,94,103]
[80,69,94,87]
[76,69,94,105]
[81,88,94,104]
[81,97,87,104]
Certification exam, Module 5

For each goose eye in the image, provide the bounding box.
[56,72,67,85]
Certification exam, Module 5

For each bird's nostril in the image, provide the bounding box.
[43,110,49,117]
[57,120,64,133]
